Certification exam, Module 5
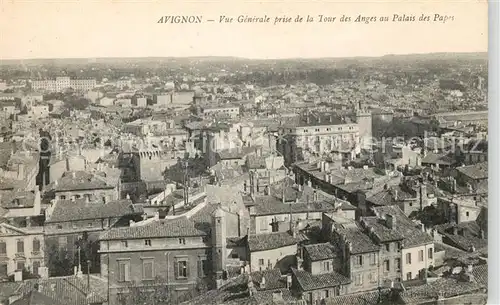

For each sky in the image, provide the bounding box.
[0,0,488,60]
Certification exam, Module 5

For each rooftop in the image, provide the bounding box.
[292,268,351,291]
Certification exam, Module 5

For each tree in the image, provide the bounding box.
[46,244,73,276]
[409,205,446,227]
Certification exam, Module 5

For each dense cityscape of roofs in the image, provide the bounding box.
[0,53,488,305]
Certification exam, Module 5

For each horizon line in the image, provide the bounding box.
[0,51,488,63]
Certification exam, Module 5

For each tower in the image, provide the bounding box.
[356,110,372,150]
[211,204,227,288]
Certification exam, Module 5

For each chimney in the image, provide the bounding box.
[14,270,22,282]
[392,189,398,201]
[479,229,485,239]
[386,214,395,229]
[142,214,147,220]
[259,277,266,290]
[129,220,135,226]
[467,264,473,273]
[420,222,425,232]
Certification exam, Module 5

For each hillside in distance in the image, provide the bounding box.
[0,52,488,67]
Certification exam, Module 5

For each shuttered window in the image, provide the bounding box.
[142,259,154,280]
[17,241,24,253]
[118,260,130,282]
[0,242,6,255]
[198,257,208,278]
[175,259,189,279]
[33,239,41,252]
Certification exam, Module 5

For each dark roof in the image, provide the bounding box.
[250,269,287,291]
[48,171,115,192]
[398,277,486,304]
[46,199,142,223]
[371,206,433,247]
[471,264,488,286]
[292,268,351,291]
[248,232,300,252]
[421,152,455,166]
[99,216,207,240]
[10,291,60,305]
[253,196,336,216]
[456,162,488,180]
[14,275,107,305]
[1,191,36,209]
[324,289,390,305]
[442,233,488,253]
[337,225,380,254]
[303,243,338,261]
[360,217,405,242]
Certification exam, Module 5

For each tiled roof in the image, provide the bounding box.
[456,162,488,180]
[398,277,486,304]
[303,243,338,261]
[15,275,107,305]
[360,217,405,242]
[324,289,390,305]
[99,216,207,240]
[442,233,488,253]
[292,268,350,291]
[253,195,336,216]
[10,291,60,305]
[337,225,380,254]
[248,232,299,252]
[48,171,116,192]
[0,191,36,209]
[371,206,433,247]
[421,152,455,165]
[46,199,142,223]
[250,269,287,291]
[471,264,488,286]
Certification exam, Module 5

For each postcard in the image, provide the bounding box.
[0,1,489,305]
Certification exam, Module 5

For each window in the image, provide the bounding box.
[32,261,40,275]
[87,223,93,228]
[0,264,7,276]
[56,224,63,230]
[384,260,390,272]
[395,258,401,271]
[355,274,363,286]
[406,253,412,264]
[17,261,24,271]
[356,255,363,266]
[58,236,68,249]
[142,259,154,280]
[406,272,412,281]
[419,250,424,262]
[118,260,130,282]
[75,195,81,199]
[385,243,391,252]
[396,242,401,250]
[17,241,24,254]
[60,195,66,200]
[259,259,265,265]
[175,259,189,279]
[32,239,40,252]
[466,211,470,217]
[121,241,128,248]
[409,202,413,207]
[370,253,376,265]
[179,238,186,245]
[323,261,330,271]
[428,248,434,259]
[368,272,377,283]
[144,239,152,246]
[0,241,6,255]
[231,252,239,259]
[198,258,209,278]
[323,290,329,299]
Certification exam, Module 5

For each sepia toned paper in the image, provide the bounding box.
[0,1,490,305]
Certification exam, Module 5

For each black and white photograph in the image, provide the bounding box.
[0,1,492,305]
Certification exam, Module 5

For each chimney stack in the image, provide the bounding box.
[386,214,395,229]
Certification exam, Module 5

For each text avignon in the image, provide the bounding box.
[157,16,203,23]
